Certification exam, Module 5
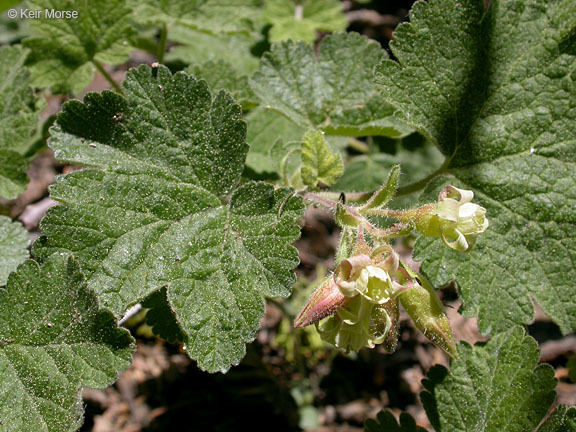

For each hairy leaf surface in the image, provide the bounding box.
[538,406,576,432]
[0,216,29,286]
[376,0,576,333]
[130,0,261,34]
[421,327,557,432]
[245,107,305,173]
[188,60,258,111]
[250,32,412,137]
[36,65,304,372]
[23,0,134,94]
[0,45,40,198]
[262,0,347,43]
[0,255,134,432]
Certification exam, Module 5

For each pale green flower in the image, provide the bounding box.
[415,185,489,252]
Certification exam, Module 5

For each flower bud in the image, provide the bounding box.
[398,266,458,358]
[414,185,489,252]
[294,277,351,328]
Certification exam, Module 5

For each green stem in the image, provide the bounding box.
[157,23,168,64]
[395,159,450,197]
[92,60,122,94]
[347,138,370,154]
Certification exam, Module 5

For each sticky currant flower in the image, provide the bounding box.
[317,295,400,353]
[294,246,411,351]
[414,185,489,252]
[293,245,458,357]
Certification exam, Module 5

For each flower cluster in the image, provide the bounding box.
[295,246,457,357]
[296,184,487,356]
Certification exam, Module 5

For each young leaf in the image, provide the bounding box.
[250,32,412,137]
[365,410,427,432]
[187,60,258,111]
[301,130,344,187]
[421,327,556,432]
[0,254,134,432]
[23,0,134,94]
[262,0,348,43]
[0,216,29,286]
[36,65,305,373]
[0,45,41,199]
[376,0,576,334]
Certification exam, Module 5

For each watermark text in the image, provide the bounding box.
[7,8,79,19]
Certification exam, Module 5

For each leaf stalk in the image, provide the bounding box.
[92,60,123,94]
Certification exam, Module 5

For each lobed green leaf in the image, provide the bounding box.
[36,65,305,372]
[422,327,557,432]
[0,254,134,432]
[23,0,134,94]
[250,32,412,137]
[0,45,41,198]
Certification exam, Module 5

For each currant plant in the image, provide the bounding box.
[0,0,575,430]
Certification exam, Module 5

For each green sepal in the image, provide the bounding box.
[335,203,361,228]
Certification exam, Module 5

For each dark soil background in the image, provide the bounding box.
[1,1,575,431]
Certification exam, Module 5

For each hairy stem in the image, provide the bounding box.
[301,192,339,210]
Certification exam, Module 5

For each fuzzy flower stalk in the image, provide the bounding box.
[294,246,458,357]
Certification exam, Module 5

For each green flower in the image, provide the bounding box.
[416,185,489,252]
[294,245,458,356]
[294,246,409,352]
[318,296,399,353]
